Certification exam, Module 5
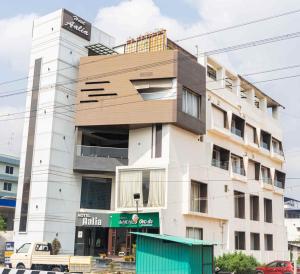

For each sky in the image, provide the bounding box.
[0,0,300,199]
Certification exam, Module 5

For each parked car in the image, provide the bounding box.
[256,260,300,274]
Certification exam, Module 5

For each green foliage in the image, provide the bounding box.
[215,252,259,274]
[297,256,300,264]
[0,215,7,231]
[51,238,61,255]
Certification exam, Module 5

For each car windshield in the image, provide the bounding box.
[17,243,31,253]
[266,262,278,267]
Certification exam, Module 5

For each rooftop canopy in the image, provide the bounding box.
[131,232,215,246]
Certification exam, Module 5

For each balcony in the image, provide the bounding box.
[231,127,243,138]
[211,159,229,170]
[74,145,128,173]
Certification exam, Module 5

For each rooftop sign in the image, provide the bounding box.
[62,9,91,41]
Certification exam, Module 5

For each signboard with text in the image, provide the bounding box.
[76,212,109,227]
[109,212,159,228]
[62,9,91,41]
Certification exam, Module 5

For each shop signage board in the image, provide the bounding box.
[109,212,159,228]
[61,9,91,41]
[76,212,109,227]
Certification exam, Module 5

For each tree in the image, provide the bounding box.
[52,238,61,255]
[0,215,7,231]
[215,252,259,274]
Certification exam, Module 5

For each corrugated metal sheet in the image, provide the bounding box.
[135,233,214,274]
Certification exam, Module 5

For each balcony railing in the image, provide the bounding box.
[262,177,272,185]
[231,127,242,137]
[273,148,284,156]
[261,142,270,150]
[274,180,285,189]
[76,145,128,159]
[211,159,229,170]
[232,165,246,176]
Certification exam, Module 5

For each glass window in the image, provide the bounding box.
[80,177,112,210]
[35,244,50,252]
[118,169,165,208]
[264,234,273,251]
[182,88,200,118]
[250,233,260,250]
[235,231,245,250]
[207,65,217,80]
[231,154,245,176]
[234,191,245,219]
[17,243,31,253]
[264,198,273,223]
[212,145,229,170]
[5,166,13,175]
[3,182,12,191]
[190,181,207,213]
[212,105,227,128]
[186,227,203,240]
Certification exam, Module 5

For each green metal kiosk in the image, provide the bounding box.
[133,232,215,274]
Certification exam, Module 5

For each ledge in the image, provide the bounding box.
[245,141,260,152]
[208,126,231,139]
[183,211,228,221]
[231,173,248,183]
[262,182,274,191]
[271,152,285,163]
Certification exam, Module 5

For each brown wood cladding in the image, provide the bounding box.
[75,50,206,135]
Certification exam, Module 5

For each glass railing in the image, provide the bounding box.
[231,127,243,137]
[232,165,246,176]
[211,159,229,170]
[274,180,285,189]
[273,147,284,156]
[76,145,128,159]
[262,177,272,185]
[261,142,270,150]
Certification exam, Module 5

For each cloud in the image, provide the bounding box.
[0,14,37,72]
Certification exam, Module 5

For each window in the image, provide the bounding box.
[155,124,162,158]
[234,191,245,219]
[261,130,271,150]
[264,234,273,251]
[17,243,31,253]
[245,124,258,144]
[274,170,285,189]
[266,262,277,267]
[261,166,271,184]
[235,231,245,250]
[248,160,260,181]
[186,227,203,240]
[80,177,112,210]
[231,114,245,138]
[272,138,284,156]
[182,88,200,118]
[212,145,229,170]
[3,182,12,192]
[35,243,50,252]
[118,169,165,208]
[212,105,227,128]
[5,166,13,175]
[190,181,208,213]
[250,233,260,250]
[231,154,245,176]
[250,195,259,221]
[225,77,233,90]
[264,198,273,223]
[207,65,217,81]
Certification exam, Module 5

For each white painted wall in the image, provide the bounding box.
[14,9,115,253]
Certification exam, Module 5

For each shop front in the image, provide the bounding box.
[74,212,110,256]
[74,212,160,256]
[108,212,160,256]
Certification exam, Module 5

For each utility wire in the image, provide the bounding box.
[175,8,300,42]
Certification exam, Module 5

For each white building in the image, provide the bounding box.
[14,8,288,263]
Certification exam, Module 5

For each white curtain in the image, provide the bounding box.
[212,106,225,128]
[118,170,143,208]
[147,169,165,207]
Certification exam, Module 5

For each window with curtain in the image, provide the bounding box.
[190,181,207,213]
[212,105,227,128]
[186,227,203,240]
[118,169,165,208]
[182,88,200,118]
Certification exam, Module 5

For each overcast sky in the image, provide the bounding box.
[0,0,299,199]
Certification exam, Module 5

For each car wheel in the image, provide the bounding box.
[16,263,25,269]
[51,266,61,272]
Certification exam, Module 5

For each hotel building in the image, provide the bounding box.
[14,9,288,262]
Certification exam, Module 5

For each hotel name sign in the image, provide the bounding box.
[62,9,91,41]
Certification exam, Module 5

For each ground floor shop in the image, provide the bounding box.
[74,212,159,256]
